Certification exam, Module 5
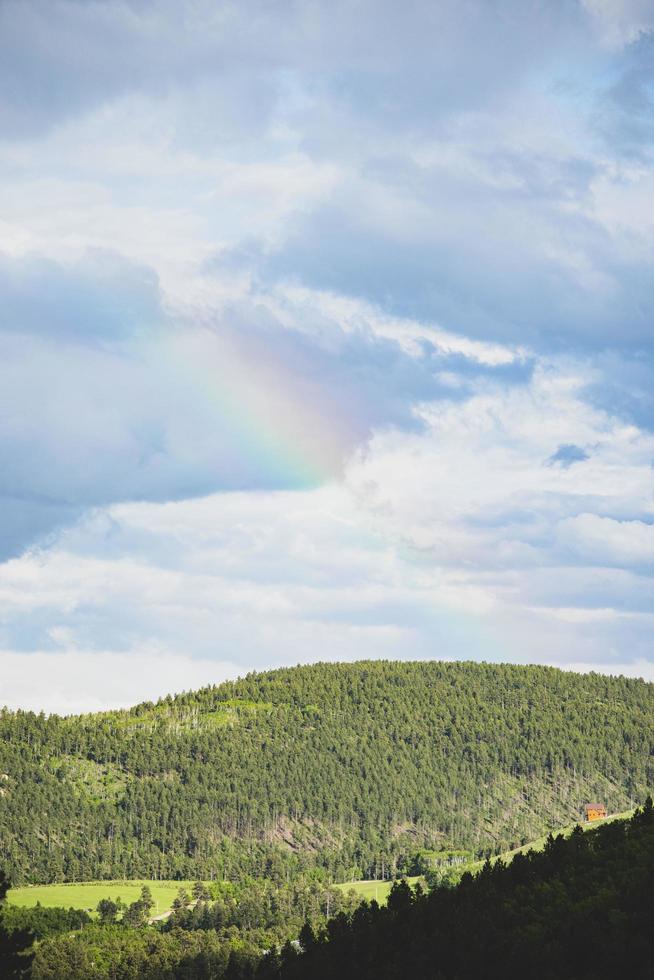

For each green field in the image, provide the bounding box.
[7,880,198,918]
[334,875,424,903]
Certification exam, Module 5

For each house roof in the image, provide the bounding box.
[584,803,605,810]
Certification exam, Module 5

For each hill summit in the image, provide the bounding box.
[1,660,652,884]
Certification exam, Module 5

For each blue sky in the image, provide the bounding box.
[1,0,654,712]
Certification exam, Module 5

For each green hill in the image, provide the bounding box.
[1,660,653,885]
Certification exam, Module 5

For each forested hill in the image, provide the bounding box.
[1,660,653,885]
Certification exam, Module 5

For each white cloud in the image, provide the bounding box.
[1,357,653,712]
[563,658,654,683]
[0,648,241,715]
[557,513,654,566]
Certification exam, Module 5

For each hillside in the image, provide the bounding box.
[15,804,654,978]
[278,803,654,980]
[1,660,653,885]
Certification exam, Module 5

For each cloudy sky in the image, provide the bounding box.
[1,0,654,713]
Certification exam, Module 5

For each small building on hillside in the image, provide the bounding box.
[584,803,607,822]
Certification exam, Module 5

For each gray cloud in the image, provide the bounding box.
[258,170,654,354]
[4,2,652,363]
[593,30,654,159]
[583,351,654,432]
[0,250,163,342]
[0,0,587,140]
[0,497,82,566]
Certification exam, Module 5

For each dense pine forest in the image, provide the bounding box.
[4,804,654,978]
[277,801,654,980]
[2,660,653,886]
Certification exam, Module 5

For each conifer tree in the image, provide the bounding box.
[0,870,33,978]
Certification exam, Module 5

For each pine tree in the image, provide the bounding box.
[96,898,118,924]
[0,869,34,978]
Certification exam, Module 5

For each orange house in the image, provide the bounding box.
[584,803,607,822]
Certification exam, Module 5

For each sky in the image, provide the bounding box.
[1,0,654,714]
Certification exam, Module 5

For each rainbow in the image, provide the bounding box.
[154,323,353,490]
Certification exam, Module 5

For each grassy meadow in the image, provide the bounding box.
[334,875,424,903]
[7,880,198,917]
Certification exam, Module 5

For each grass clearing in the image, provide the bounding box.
[334,875,424,904]
[7,880,199,917]
[44,756,127,804]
